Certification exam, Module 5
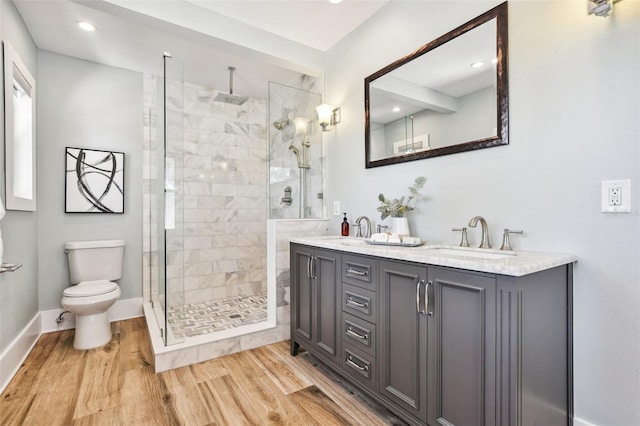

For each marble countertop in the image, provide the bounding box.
[289,236,577,277]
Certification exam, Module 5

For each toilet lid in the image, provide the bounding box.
[64,280,118,297]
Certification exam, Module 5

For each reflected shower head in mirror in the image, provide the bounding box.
[273,118,290,131]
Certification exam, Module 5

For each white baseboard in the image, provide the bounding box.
[1,298,144,394]
[0,313,41,394]
[40,297,144,334]
[574,417,598,426]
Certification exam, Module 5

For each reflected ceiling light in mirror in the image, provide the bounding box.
[470,60,486,68]
[316,104,341,132]
[393,106,401,113]
[77,21,96,32]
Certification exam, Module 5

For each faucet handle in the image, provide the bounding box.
[452,227,470,247]
[377,224,388,234]
[500,229,524,251]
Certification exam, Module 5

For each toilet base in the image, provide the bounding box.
[73,312,112,350]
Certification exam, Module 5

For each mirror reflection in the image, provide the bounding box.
[365,2,508,168]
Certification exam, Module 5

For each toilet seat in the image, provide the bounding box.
[63,280,118,297]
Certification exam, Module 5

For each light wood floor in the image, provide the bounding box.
[0,317,404,425]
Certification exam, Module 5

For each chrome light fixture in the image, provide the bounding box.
[316,104,341,132]
[588,0,615,17]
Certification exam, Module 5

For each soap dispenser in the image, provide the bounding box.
[341,213,349,236]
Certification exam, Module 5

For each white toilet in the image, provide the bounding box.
[62,239,125,350]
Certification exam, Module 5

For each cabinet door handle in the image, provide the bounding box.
[347,355,369,372]
[416,279,426,315]
[346,327,368,340]
[425,280,432,316]
[347,268,367,276]
[347,297,368,308]
[308,256,317,280]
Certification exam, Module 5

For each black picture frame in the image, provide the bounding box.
[65,147,125,214]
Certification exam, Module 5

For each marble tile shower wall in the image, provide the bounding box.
[143,74,268,307]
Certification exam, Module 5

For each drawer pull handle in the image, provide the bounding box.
[347,356,369,372]
[347,297,368,308]
[347,268,368,276]
[346,327,368,340]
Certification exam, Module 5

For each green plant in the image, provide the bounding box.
[377,176,427,220]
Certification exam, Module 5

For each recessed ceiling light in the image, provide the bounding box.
[392,107,401,112]
[329,0,343,4]
[470,61,485,68]
[77,21,96,32]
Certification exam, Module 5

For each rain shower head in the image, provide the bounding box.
[273,118,290,131]
[214,66,249,105]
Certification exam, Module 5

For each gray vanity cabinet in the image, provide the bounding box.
[426,266,497,426]
[290,241,573,426]
[379,260,429,423]
[290,244,341,365]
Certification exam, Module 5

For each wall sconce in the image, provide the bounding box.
[316,104,341,132]
[588,0,615,17]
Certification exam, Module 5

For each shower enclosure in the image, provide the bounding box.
[143,54,323,349]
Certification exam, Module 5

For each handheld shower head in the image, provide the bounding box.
[288,145,300,156]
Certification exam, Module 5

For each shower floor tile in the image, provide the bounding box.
[166,292,268,338]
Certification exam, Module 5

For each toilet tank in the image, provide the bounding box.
[65,240,125,284]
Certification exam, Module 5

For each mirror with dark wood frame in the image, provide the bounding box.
[365,2,508,168]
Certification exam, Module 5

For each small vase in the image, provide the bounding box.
[391,217,410,237]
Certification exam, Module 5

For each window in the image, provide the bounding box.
[4,41,36,211]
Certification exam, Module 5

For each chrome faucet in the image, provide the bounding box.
[355,216,372,238]
[468,216,491,248]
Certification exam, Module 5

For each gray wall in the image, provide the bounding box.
[0,0,39,351]
[324,1,639,425]
[36,51,143,310]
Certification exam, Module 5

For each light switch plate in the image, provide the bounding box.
[601,179,631,213]
[333,201,341,216]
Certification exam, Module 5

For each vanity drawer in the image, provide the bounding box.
[342,283,377,323]
[342,254,377,290]
[342,312,376,357]
[342,342,376,391]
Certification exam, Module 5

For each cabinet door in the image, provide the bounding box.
[313,248,341,362]
[379,260,428,423]
[427,267,496,426]
[291,245,314,344]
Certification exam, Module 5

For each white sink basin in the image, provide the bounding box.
[424,247,516,260]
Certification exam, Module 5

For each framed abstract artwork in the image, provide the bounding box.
[65,147,125,213]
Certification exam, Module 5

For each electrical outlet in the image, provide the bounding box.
[333,201,341,216]
[608,186,621,206]
[601,180,631,213]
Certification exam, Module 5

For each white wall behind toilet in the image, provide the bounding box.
[36,51,143,310]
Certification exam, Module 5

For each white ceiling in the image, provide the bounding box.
[12,0,389,99]
[183,0,389,52]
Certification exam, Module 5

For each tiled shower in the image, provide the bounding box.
[142,56,324,349]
